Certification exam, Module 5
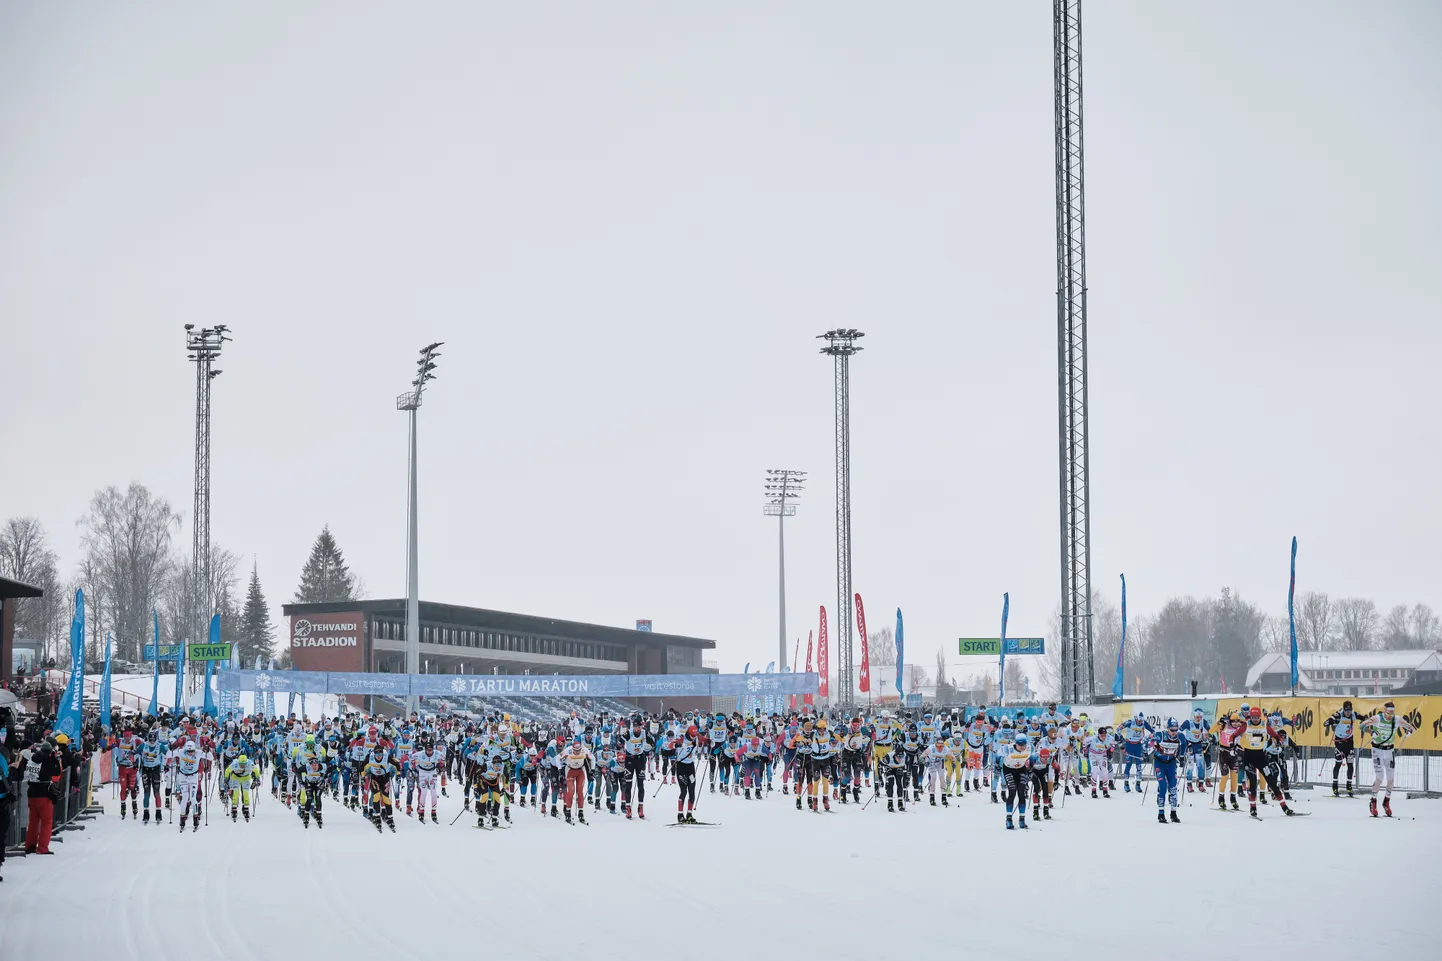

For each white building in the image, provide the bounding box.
[1245,649,1442,696]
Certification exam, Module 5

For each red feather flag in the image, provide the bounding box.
[855,593,871,693]
[818,606,829,699]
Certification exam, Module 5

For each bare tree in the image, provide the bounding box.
[78,484,180,661]
[1334,598,1379,651]
[1294,592,1334,651]
[1381,605,1412,650]
[1003,659,1026,700]
[0,517,64,662]
[1260,614,1291,654]
[1409,604,1440,648]
[869,626,896,668]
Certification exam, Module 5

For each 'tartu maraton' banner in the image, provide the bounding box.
[217,670,820,700]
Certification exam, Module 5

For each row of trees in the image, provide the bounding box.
[0,484,365,672]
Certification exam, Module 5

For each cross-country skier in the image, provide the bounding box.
[1151,718,1184,823]
[1359,701,1415,818]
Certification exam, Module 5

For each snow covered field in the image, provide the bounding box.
[2,781,1434,961]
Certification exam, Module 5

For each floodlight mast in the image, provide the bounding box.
[764,469,806,673]
[186,324,231,700]
[397,342,443,715]
[817,329,863,708]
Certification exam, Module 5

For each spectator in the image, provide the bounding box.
[0,747,12,882]
[19,736,64,855]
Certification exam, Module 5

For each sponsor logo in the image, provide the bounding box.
[254,673,272,690]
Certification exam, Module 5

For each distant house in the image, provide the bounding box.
[1245,649,1442,697]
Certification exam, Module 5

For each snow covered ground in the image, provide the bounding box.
[2,779,1434,961]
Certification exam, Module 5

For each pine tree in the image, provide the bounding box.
[294,525,357,603]
[239,561,276,662]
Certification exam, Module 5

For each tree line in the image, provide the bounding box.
[0,483,365,672]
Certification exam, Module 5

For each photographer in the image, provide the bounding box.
[18,734,65,854]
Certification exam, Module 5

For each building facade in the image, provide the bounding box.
[281,599,718,712]
[1245,649,1442,697]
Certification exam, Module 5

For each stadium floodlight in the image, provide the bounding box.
[398,342,444,713]
[817,328,864,707]
[764,469,807,672]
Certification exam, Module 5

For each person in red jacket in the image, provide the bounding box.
[22,736,65,855]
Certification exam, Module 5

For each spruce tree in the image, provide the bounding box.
[294,525,357,603]
[239,561,276,662]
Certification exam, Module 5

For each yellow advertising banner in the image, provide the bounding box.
[1213,696,1442,750]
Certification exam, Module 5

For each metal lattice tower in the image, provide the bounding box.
[818,329,863,707]
[1054,0,1093,703]
[185,324,230,664]
[764,469,806,673]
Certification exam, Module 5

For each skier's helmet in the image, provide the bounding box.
[1134,710,1145,721]
[1166,717,1179,731]
[687,725,698,739]
[237,754,248,764]
[1248,706,1262,721]
[1014,733,1027,747]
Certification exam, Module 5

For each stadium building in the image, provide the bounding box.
[281,599,720,718]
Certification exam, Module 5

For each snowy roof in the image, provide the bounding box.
[1245,649,1442,688]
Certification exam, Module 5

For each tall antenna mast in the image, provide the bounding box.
[818,328,864,708]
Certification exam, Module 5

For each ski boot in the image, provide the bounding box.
[1090,788,1098,799]
[315,813,323,828]
[121,803,127,821]
[302,814,310,829]
[1043,805,1052,820]
[464,798,471,812]
[1018,814,1027,829]
[839,791,848,805]
[242,806,250,822]
[1102,786,1111,799]
[530,797,537,808]
[385,813,396,832]
[1347,784,1355,798]
[1249,804,1259,819]
[549,804,559,819]
[853,786,861,804]
[193,816,199,832]
[1157,809,1167,824]
[142,809,150,824]
[1169,810,1181,823]
[503,807,511,823]
[577,809,587,824]
[178,815,187,832]
[887,799,896,812]
[637,804,645,820]
[1123,781,1131,793]
[744,787,751,800]
[1108,780,1117,792]
[677,811,685,824]
[822,795,830,812]
[431,810,439,824]
[231,806,239,822]
[990,791,998,804]
[930,793,937,807]
[897,799,906,812]
[565,810,574,825]
[796,796,803,810]
[625,803,633,820]
[1383,797,1393,818]
[1005,814,1014,830]
[941,794,949,808]
[1229,795,1239,811]
[132,800,139,819]
[406,805,413,818]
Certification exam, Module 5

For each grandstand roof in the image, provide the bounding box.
[282,599,717,650]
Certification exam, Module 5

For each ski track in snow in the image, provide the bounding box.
[2,782,1434,961]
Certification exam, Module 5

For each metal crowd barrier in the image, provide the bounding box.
[4,756,96,853]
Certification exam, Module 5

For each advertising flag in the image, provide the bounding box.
[895,608,905,697]
[175,625,187,716]
[1288,536,1299,693]
[202,614,220,717]
[804,631,814,707]
[855,593,870,694]
[1113,574,1128,699]
[98,632,113,724]
[54,589,86,741]
[817,607,829,699]
[998,593,1010,704]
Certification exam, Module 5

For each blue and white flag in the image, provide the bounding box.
[202,615,219,717]
[265,658,277,718]
[764,661,775,714]
[895,609,904,697]
[98,632,113,724]
[1113,574,1127,699]
[54,589,86,741]
[147,610,161,716]
[1288,536,1299,691]
[998,593,1010,705]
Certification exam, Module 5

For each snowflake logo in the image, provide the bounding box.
[254,673,272,690]
[450,677,468,694]
[747,677,762,692]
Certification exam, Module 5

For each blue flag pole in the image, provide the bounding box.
[55,589,86,741]
[202,614,219,717]
[98,632,113,725]
[895,609,904,698]
[1113,574,1127,699]
[998,593,1010,705]
[147,610,161,716]
[1288,536,1299,695]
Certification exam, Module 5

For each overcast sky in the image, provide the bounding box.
[2,2,1438,688]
